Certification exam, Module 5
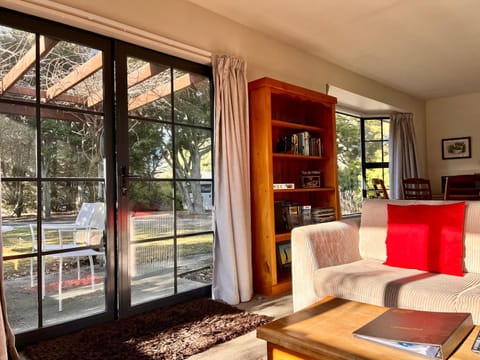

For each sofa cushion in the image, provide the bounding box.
[359,199,425,261]
[359,199,480,272]
[358,199,390,261]
[384,202,465,276]
[313,259,480,324]
[463,201,480,273]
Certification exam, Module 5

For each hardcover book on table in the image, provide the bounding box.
[353,308,473,359]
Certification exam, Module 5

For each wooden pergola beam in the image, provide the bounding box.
[0,102,83,122]
[6,85,86,105]
[128,63,167,87]
[128,73,199,111]
[2,41,203,113]
[1,36,57,94]
[4,68,201,112]
[87,62,167,108]
[46,52,103,101]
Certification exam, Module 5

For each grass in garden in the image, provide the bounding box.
[178,235,212,256]
[3,227,213,278]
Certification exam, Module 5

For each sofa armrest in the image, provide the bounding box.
[291,217,361,311]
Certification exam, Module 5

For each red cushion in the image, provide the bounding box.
[384,202,466,276]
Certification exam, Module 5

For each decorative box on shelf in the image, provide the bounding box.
[300,171,322,188]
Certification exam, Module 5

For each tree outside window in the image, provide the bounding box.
[336,113,390,215]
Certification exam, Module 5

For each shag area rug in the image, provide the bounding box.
[22,297,272,360]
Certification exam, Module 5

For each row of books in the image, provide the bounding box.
[275,131,323,156]
[274,201,335,232]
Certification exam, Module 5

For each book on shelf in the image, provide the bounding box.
[287,205,301,229]
[274,202,315,231]
[353,308,474,359]
[302,205,312,225]
[273,183,295,190]
[294,131,310,155]
[276,241,291,273]
[274,201,288,233]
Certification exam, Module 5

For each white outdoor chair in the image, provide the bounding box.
[30,202,105,311]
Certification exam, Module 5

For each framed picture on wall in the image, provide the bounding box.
[442,137,472,160]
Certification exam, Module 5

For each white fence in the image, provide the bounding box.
[129,212,212,277]
[130,213,175,277]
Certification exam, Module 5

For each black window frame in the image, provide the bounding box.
[336,112,390,215]
[361,116,390,198]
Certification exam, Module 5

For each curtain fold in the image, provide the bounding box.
[389,112,420,199]
[0,164,19,359]
[211,54,253,304]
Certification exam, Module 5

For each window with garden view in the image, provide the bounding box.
[336,113,390,215]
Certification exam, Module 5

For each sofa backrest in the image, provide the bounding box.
[359,199,480,273]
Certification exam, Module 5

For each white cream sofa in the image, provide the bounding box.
[291,199,480,324]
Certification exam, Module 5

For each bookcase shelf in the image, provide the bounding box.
[249,77,340,296]
[273,187,336,194]
[275,233,291,242]
[271,119,325,133]
[272,153,326,160]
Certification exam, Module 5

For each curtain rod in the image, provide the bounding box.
[2,0,212,65]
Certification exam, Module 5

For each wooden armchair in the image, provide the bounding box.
[402,178,432,200]
[372,178,389,199]
[444,174,480,200]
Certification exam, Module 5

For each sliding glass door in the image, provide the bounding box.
[0,9,214,344]
[115,43,213,316]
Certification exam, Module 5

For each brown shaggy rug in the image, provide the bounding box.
[22,298,272,360]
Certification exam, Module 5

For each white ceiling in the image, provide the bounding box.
[188,0,480,100]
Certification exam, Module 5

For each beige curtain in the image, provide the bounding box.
[0,167,19,359]
[211,54,253,304]
[389,112,420,199]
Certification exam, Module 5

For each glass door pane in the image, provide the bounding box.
[116,46,213,313]
[129,181,175,305]
[0,22,111,333]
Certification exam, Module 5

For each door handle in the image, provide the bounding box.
[120,166,142,196]
[120,166,128,195]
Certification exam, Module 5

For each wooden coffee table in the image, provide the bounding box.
[257,297,480,359]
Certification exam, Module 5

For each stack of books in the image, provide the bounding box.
[311,207,335,223]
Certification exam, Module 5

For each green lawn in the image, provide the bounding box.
[3,226,212,279]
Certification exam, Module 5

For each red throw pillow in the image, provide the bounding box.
[384,202,466,276]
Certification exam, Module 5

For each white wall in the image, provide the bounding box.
[426,93,480,194]
[5,0,428,174]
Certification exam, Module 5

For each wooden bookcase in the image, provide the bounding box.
[248,77,340,295]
